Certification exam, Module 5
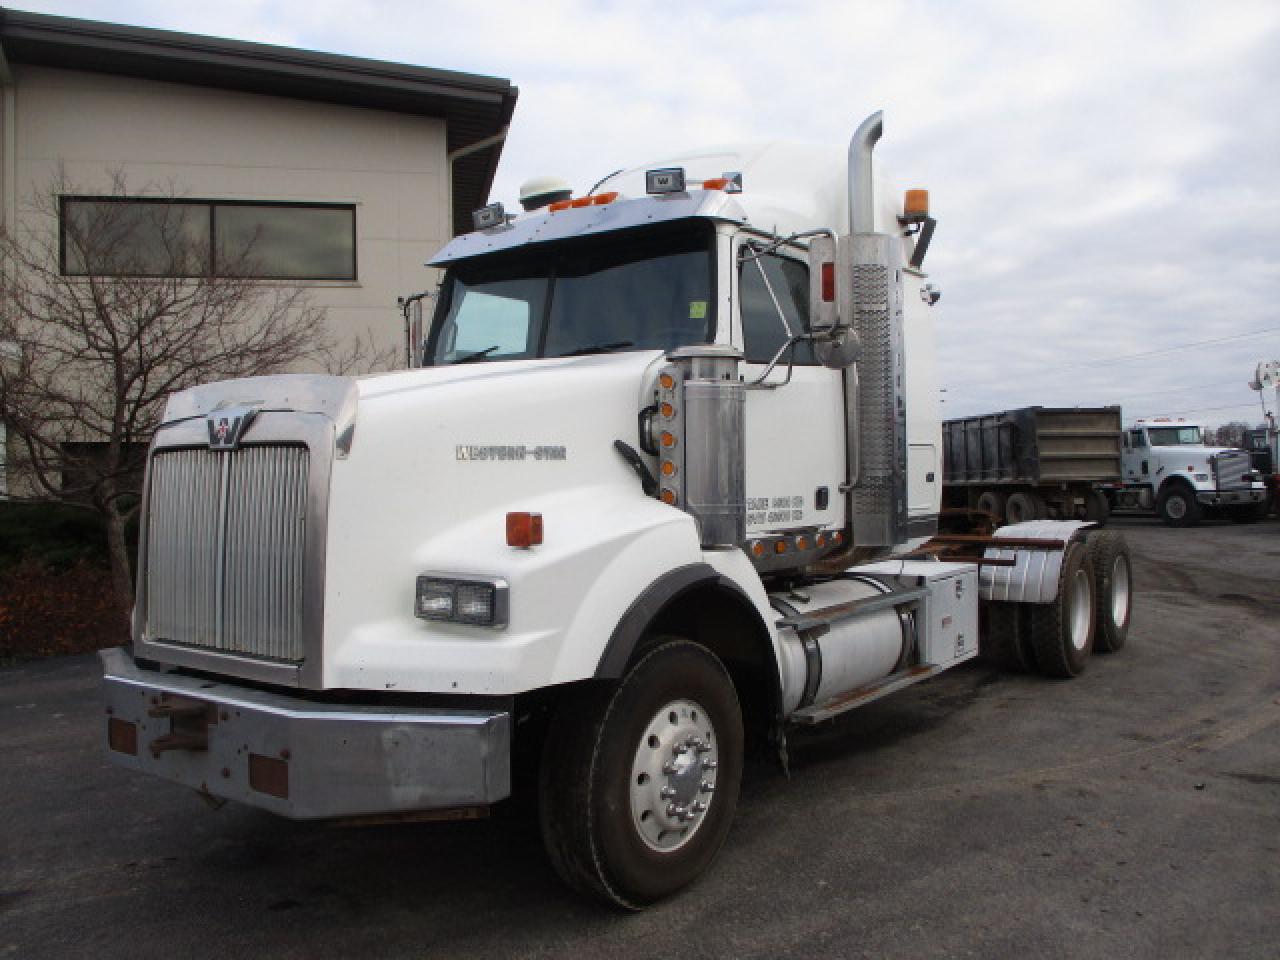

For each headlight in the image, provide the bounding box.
[415,575,509,628]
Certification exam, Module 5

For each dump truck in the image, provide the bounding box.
[942,407,1121,525]
[101,112,1136,909]
[1101,417,1268,525]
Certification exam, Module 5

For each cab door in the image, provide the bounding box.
[732,236,847,536]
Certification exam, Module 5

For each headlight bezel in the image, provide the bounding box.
[414,574,510,629]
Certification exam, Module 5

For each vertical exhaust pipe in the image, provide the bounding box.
[846,110,909,550]
[848,110,883,234]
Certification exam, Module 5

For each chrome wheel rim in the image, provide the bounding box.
[1069,568,1092,651]
[1166,495,1187,519]
[629,698,718,853]
[1111,555,1131,627]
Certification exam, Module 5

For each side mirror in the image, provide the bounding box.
[807,234,861,369]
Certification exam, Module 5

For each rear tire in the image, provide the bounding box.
[1027,541,1096,678]
[976,491,1007,525]
[1006,491,1045,525]
[981,601,1036,672]
[1157,482,1201,527]
[1085,532,1132,653]
[539,639,743,909]
[1229,502,1268,523]
[1085,490,1110,525]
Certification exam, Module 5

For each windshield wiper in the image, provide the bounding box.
[559,340,634,357]
[455,345,501,363]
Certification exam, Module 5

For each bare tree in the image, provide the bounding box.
[1210,421,1251,448]
[0,171,387,617]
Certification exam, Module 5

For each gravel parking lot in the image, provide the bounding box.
[3,516,1279,959]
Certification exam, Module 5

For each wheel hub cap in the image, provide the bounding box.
[1069,568,1092,651]
[1111,555,1131,626]
[630,698,718,852]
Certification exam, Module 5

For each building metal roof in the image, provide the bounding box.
[0,7,518,236]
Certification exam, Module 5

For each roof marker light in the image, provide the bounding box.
[592,191,619,205]
[548,199,572,212]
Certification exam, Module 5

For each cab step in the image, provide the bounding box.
[789,663,947,725]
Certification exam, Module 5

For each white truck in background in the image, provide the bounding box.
[101,113,1136,908]
[1103,417,1268,526]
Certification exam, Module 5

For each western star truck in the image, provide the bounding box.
[1101,417,1268,525]
[942,406,1121,526]
[101,113,1136,908]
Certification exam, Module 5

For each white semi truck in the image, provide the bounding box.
[101,113,1135,908]
[1102,417,1268,525]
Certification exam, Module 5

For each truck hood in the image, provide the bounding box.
[1150,445,1247,459]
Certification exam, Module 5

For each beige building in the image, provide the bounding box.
[0,7,517,494]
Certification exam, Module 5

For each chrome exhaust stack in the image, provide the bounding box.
[844,110,908,550]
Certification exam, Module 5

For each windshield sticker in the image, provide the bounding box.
[457,444,567,462]
[689,300,708,320]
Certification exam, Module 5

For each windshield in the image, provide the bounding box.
[1147,426,1203,446]
[427,221,715,365]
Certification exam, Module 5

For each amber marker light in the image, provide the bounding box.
[548,199,572,212]
[659,373,675,390]
[661,489,678,505]
[751,541,765,557]
[702,178,730,191]
[660,461,676,477]
[774,541,788,554]
[796,536,809,550]
[816,533,827,547]
[660,432,676,448]
[832,531,844,545]
[661,402,675,418]
[592,192,619,205]
[506,511,544,548]
[904,188,930,222]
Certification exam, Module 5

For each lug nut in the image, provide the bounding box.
[660,786,677,799]
[662,761,679,775]
[703,759,718,771]
[691,801,707,814]
[696,742,713,754]
[673,743,689,755]
[667,804,685,818]
[701,780,715,793]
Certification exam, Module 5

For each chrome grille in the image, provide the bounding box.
[145,445,309,662]
[1213,451,1250,490]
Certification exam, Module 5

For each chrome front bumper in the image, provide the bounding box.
[100,648,511,819]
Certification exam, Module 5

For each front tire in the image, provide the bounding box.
[539,640,743,909]
[1157,482,1201,527]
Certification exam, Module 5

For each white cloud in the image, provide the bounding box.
[12,0,1280,426]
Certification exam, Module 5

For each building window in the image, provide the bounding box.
[60,198,357,281]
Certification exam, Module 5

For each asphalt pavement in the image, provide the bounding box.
[3,515,1279,959]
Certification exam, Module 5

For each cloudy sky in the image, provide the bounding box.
[15,0,1280,426]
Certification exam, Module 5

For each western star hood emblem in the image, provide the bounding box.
[207,405,259,451]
